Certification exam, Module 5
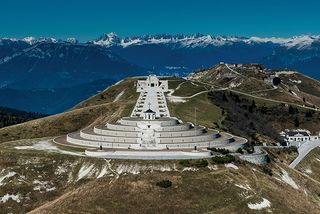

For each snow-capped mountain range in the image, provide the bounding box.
[92,32,320,50]
[1,32,320,50]
[0,32,320,114]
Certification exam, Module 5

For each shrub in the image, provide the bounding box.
[207,147,230,155]
[286,146,298,154]
[236,148,244,154]
[194,159,209,167]
[243,144,254,154]
[288,105,295,114]
[179,159,208,168]
[156,180,172,188]
[212,155,235,164]
[262,166,273,176]
[179,160,191,167]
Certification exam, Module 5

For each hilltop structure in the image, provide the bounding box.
[280,129,320,146]
[54,75,247,159]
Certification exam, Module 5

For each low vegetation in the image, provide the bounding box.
[262,166,273,176]
[179,159,208,168]
[156,180,172,188]
[211,155,235,164]
[207,147,230,154]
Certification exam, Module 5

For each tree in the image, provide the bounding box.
[222,93,228,102]
[251,100,256,108]
[234,94,240,103]
[288,105,295,114]
[294,116,300,127]
[222,108,225,115]
[305,111,313,118]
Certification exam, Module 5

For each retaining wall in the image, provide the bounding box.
[67,135,135,148]
[239,153,269,165]
[94,127,141,137]
[80,131,139,143]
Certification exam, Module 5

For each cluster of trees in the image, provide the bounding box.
[211,90,320,145]
[288,105,316,128]
[210,91,282,144]
[0,107,46,128]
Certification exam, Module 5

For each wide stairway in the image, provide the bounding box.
[55,116,246,151]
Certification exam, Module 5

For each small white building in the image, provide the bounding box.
[143,109,156,120]
[280,129,320,146]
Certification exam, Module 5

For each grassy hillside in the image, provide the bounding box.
[296,147,320,182]
[29,162,320,214]
[0,78,139,143]
[1,139,320,214]
[189,64,320,109]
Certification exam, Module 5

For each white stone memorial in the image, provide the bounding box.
[54,75,247,159]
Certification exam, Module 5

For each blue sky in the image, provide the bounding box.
[0,0,319,41]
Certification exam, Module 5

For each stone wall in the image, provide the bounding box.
[106,123,139,131]
[80,131,139,143]
[66,135,134,148]
[156,129,204,137]
[239,153,269,165]
[94,127,141,137]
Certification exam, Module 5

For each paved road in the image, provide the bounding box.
[289,140,320,168]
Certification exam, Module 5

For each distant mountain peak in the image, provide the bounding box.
[22,37,37,45]
[93,32,121,46]
[66,38,78,44]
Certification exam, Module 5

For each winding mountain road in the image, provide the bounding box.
[289,140,320,168]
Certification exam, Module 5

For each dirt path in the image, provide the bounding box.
[166,82,210,103]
